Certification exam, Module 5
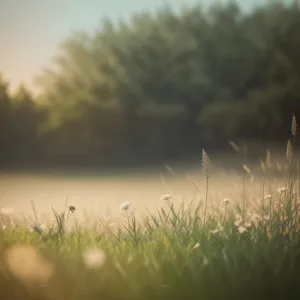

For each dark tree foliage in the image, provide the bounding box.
[2,1,300,167]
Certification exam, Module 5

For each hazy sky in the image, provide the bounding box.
[0,0,265,93]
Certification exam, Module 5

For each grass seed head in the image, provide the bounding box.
[202,149,212,176]
[291,114,297,137]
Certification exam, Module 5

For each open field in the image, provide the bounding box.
[1,141,300,300]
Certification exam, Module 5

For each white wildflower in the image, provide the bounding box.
[237,226,247,233]
[223,198,231,205]
[264,194,272,200]
[277,187,287,194]
[119,201,131,211]
[160,194,171,201]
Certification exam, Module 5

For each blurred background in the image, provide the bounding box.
[0,0,299,172]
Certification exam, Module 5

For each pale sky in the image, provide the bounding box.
[0,0,267,93]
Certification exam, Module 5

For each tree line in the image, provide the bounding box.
[1,1,300,168]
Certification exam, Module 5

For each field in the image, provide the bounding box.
[1,123,300,300]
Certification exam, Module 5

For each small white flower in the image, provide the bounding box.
[119,201,131,211]
[277,187,287,194]
[209,228,220,234]
[264,194,272,200]
[160,194,171,201]
[83,248,107,269]
[237,226,247,233]
[223,198,231,205]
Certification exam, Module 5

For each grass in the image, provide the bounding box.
[1,118,300,300]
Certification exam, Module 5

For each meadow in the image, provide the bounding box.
[0,117,300,300]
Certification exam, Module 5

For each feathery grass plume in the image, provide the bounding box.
[202,149,211,176]
[266,150,272,168]
[243,164,251,173]
[286,140,293,163]
[291,114,297,137]
[228,140,240,153]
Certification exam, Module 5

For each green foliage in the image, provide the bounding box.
[3,1,300,165]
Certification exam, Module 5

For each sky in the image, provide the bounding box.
[0,0,267,94]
